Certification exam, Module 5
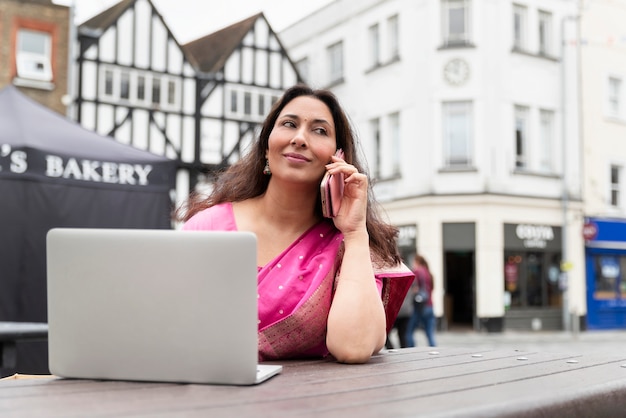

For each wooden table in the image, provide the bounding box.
[1,346,625,417]
[0,322,48,371]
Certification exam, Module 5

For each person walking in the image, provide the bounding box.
[405,255,436,347]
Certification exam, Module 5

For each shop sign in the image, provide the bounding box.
[397,225,417,248]
[515,224,554,249]
[582,221,598,241]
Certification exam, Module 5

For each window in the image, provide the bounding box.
[513,4,528,51]
[388,15,399,60]
[538,11,552,55]
[104,68,114,97]
[368,23,380,68]
[370,118,381,179]
[120,71,130,100]
[539,110,554,173]
[442,0,470,46]
[608,77,621,118]
[327,41,344,84]
[98,67,177,107]
[167,80,176,106]
[611,165,621,207]
[505,251,562,308]
[591,255,626,300]
[16,29,52,81]
[230,90,238,113]
[389,112,401,176]
[151,77,161,105]
[137,75,146,101]
[443,101,473,167]
[258,94,266,116]
[244,92,252,115]
[515,105,529,169]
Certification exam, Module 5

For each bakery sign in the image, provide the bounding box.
[0,145,154,186]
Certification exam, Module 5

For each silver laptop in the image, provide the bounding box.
[46,228,282,385]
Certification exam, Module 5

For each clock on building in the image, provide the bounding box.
[443,58,470,86]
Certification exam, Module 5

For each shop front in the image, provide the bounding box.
[503,223,563,330]
[584,217,626,329]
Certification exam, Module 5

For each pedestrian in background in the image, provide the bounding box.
[405,254,436,347]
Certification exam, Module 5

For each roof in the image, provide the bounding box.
[78,0,135,36]
[182,13,262,73]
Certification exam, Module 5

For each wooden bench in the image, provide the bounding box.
[1,346,625,416]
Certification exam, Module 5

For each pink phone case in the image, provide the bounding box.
[321,150,345,218]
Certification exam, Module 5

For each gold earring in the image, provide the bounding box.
[263,159,271,175]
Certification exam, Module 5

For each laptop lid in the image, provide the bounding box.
[46,228,281,385]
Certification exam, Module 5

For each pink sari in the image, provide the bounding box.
[183,202,414,360]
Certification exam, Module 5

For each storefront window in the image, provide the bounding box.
[504,251,561,308]
[592,255,626,300]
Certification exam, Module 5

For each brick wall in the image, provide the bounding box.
[0,0,70,115]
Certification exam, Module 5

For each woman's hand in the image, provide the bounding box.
[324,155,368,235]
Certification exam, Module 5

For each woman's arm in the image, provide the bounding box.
[326,230,387,363]
[324,157,387,363]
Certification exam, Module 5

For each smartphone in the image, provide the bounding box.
[320,149,345,218]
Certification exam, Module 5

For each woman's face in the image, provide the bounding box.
[266,96,337,184]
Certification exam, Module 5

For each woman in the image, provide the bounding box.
[405,255,436,347]
[178,84,413,363]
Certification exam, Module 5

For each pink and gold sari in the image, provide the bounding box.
[183,202,413,360]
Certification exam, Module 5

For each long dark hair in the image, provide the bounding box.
[176,84,401,265]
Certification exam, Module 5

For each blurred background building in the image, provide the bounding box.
[280,0,626,332]
[1,0,625,344]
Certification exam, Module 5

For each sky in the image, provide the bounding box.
[52,0,334,44]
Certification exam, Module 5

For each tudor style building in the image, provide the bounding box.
[71,0,300,202]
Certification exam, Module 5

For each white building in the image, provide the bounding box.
[578,0,626,330]
[281,0,584,331]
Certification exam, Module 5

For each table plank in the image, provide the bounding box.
[0,347,624,417]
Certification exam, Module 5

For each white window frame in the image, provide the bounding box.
[515,105,529,169]
[99,67,179,109]
[442,0,471,46]
[226,87,268,122]
[368,23,380,68]
[370,118,381,179]
[388,15,400,60]
[102,67,116,98]
[120,70,131,101]
[327,41,344,84]
[443,101,473,168]
[608,76,622,119]
[16,29,53,82]
[611,165,622,207]
[539,109,555,173]
[538,10,553,55]
[389,112,401,176]
[513,4,528,51]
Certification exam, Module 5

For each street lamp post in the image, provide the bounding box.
[560,13,580,333]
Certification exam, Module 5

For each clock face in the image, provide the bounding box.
[443,58,470,86]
